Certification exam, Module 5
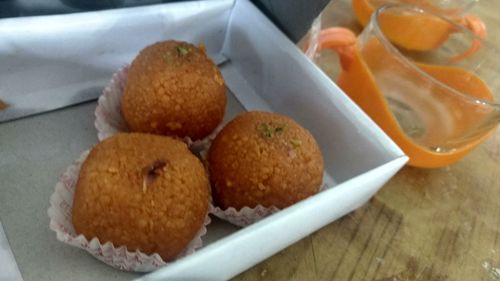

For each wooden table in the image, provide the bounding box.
[233,1,500,280]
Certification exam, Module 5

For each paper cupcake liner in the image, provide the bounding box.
[95,66,129,141]
[209,185,328,227]
[210,205,281,227]
[47,150,211,272]
[95,65,220,153]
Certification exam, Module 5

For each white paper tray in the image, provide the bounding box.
[0,0,407,280]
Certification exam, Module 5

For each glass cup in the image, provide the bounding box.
[352,0,485,51]
[309,4,500,168]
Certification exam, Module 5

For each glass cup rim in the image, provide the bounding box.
[398,0,479,16]
[369,3,500,107]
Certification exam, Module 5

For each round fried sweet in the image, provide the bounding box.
[121,40,226,140]
[72,133,209,261]
[208,111,324,209]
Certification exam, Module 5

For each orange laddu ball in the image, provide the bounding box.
[121,40,227,140]
[208,111,324,210]
[72,133,209,261]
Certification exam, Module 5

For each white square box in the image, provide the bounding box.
[0,0,407,280]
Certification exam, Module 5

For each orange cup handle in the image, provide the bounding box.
[303,27,357,70]
[449,15,487,63]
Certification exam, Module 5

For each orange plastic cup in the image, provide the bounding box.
[308,5,500,168]
[352,0,486,52]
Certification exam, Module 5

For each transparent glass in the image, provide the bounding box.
[336,4,500,167]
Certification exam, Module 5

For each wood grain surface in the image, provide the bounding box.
[233,1,500,280]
